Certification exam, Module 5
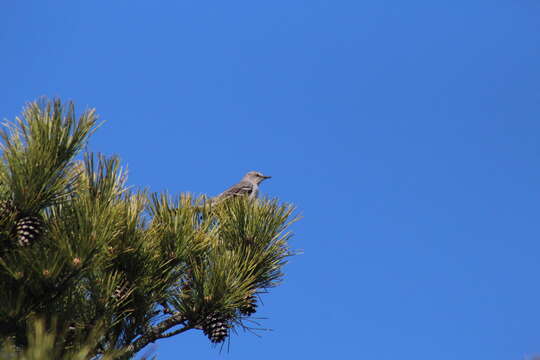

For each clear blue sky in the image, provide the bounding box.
[2,1,540,359]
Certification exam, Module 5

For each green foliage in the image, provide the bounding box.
[0,318,126,360]
[0,99,299,359]
[0,99,97,212]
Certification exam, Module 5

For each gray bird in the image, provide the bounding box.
[214,171,271,202]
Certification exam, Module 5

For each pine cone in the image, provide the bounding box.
[0,199,15,221]
[202,312,230,343]
[239,294,257,316]
[15,215,43,247]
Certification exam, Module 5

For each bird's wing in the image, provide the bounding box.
[216,180,253,199]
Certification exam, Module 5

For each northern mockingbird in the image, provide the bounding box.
[214,171,271,202]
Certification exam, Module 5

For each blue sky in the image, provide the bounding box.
[2,1,540,359]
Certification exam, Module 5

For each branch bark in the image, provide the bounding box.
[121,312,194,358]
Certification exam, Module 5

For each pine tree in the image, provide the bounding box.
[0,99,299,359]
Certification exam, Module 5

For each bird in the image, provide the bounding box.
[213,171,271,202]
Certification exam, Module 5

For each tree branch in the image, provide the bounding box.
[121,312,194,358]
[159,326,192,339]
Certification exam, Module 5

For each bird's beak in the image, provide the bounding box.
[263,175,272,179]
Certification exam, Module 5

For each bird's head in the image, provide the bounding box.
[244,171,271,184]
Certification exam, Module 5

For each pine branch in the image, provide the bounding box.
[159,325,194,339]
[0,99,300,358]
[122,312,193,358]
